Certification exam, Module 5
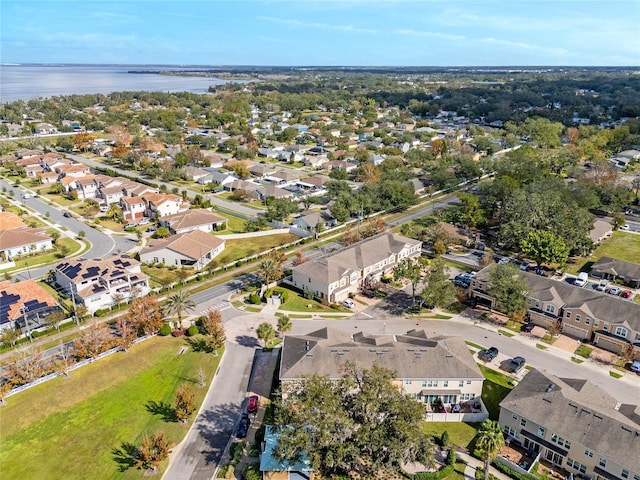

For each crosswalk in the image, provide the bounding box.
[200,302,232,314]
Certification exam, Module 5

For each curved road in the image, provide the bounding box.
[0,179,133,281]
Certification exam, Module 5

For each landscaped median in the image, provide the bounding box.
[0,336,223,480]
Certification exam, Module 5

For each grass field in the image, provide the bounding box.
[214,213,249,234]
[278,288,349,312]
[208,234,299,267]
[0,336,223,480]
[566,231,640,274]
[478,365,514,420]
[421,422,480,450]
[8,237,81,272]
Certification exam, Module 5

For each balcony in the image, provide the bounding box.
[528,307,559,320]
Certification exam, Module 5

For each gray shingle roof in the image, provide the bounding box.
[291,232,422,285]
[591,256,640,282]
[280,327,483,381]
[500,369,640,471]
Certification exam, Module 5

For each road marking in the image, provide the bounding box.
[202,303,231,314]
[360,311,372,318]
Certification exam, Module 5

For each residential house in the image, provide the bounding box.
[224,179,261,194]
[296,175,329,192]
[591,257,640,288]
[260,426,314,480]
[253,185,294,201]
[201,169,238,187]
[469,267,640,358]
[139,229,225,271]
[589,220,613,245]
[0,211,26,230]
[289,233,422,303]
[249,163,278,179]
[498,368,640,480]
[74,175,100,199]
[38,171,59,184]
[56,163,91,178]
[182,166,210,182]
[0,227,53,260]
[158,208,227,234]
[120,196,146,222]
[280,328,487,421]
[0,279,61,330]
[266,170,302,186]
[34,122,57,135]
[142,193,189,218]
[302,155,329,170]
[292,210,337,232]
[328,160,358,172]
[54,256,150,313]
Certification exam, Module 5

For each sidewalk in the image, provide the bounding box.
[457,451,512,480]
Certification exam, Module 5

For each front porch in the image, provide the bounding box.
[423,397,489,423]
[495,442,540,478]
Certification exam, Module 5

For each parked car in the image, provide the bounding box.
[246,395,259,414]
[573,272,588,288]
[146,226,157,233]
[497,257,511,265]
[452,278,470,288]
[608,286,622,296]
[139,217,150,225]
[521,323,534,333]
[620,224,630,231]
[22,193,32,199]
[342,299,355,309]
[100,206,109,213]
[63,211,72,218]
[621,290,633,299]
[478,347,499,362]
[595,280,608,292]
[507,356,526,374]
[519,262,530,271]
[235,413,251,439]
[631,360,640,374]
[124,222,138,229]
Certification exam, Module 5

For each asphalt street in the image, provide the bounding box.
[0,178,132,281]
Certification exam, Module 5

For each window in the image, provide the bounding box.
[603,324,608,331]
[422,381,427,387]
[567,459,587,474]
[443,380,448,387]
[621,470,629,479]
[427,380,438,387]
[546,305,555,314]
[459,381,464,387]
[584,450,593,458]
[537,427,546,437]
[585,318,591,325]
[575,315,581,322]
[594,319,600,327]
[551,434,571,448]
[520,418,527,427]
[404,380,412,385]
[467,380,472,384]
[513,414,519,421]
[504,426,517,438]
[632,474,640,480]
[599,457,607,468]
[614,326,628,338]
[566,312,571,319]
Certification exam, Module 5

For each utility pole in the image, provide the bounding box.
[70,289,78,324]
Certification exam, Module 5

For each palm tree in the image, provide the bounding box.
[476,420,505,480]
[106,203,122,222]
[277,315,292,337]
[256,322,275,348]
[164,291,196,326]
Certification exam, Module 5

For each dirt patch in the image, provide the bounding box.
[553,335,580,353]
[590,347,617,365]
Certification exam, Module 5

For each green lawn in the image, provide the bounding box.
[566,231,640,274]
[141,265,181,287]
[0,336,223,480]
[208,234,299,268]
[278,288,348,312]
[421,422,479,450]
[8,238,81,272]
[214,213,249,234]
[478,365,514,420]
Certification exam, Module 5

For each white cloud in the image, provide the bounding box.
[394,28,466,41]
[257,16,378,34]
[479,38,569,57]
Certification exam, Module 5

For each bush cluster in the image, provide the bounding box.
[159,324,172,336]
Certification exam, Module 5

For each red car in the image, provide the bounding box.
[247,395,259,414]
[621,290,633,299]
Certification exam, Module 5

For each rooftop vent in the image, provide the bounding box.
[305,340,310,351]
[569,402,578,408]
[331,349,338,352]
[621,425,632,433]
[343,348,350,352]
[594,414,603,420]
[581,409,590,415]
[407,348,415,352]
[337,352,345,356]
[545,383,555,392]
[543,398,552,404]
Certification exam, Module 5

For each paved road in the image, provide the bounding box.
[163,314,261,480]
[0,179,132,281]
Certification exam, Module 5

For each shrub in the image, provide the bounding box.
[414,465,454,480]
[219,464,235,479]
[248,293,261,305]
[447,448,456,466]
[441,430,450,447]
[243,464,260,480]
[186,325,199,337]
[159,324,172,336]
[171,330,184,337]
[230,442,245,464]
[94,308,107,317]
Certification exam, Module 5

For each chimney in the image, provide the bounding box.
[305,340,309,351]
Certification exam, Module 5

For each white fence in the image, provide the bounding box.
[424,411,489,423]
[4,334,154,399]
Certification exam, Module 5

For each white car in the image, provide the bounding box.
[22,193,32,199]
[138,217,150,225]
[100,206,109,213]
[620,224,630,231]
[342,299,355,309]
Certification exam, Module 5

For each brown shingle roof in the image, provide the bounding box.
[160,209,227,232]
[0,227,51,250]
[0,212,27,231]
[141,230,225,260]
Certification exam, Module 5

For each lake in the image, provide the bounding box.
[0,64,235,103]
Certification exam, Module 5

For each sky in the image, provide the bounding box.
[1,0,639,66]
